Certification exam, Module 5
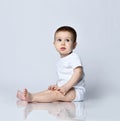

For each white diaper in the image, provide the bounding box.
[73,87,85,102]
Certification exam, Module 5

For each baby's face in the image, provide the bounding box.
[54,31,76,57]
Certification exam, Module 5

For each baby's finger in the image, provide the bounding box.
[48,86,51,90]
[53,87,56,90]
[57,89,64,95]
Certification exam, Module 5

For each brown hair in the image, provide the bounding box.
[54,26,77,43]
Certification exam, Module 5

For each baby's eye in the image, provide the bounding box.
[65,39,70,42]
[57,39,62,42]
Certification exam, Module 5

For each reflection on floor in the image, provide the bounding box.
[1,92,120,121]
[16,100,86,121]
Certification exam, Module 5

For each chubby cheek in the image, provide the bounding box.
[54,43,59,49]
[55,45,60,51]
[67,44,74,50]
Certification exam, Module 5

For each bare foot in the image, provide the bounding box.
[16,89,32,102]
[16,90,25,101]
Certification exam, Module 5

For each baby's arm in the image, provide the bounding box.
[57,66,83,95]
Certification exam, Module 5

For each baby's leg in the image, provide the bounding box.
[17,89,58,102]
[16,88,76,103]
[59,88,76,102]
[30,88,76,102]
[35,88,75,102]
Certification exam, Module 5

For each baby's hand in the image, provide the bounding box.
[57,86,68,96]
[48,84,58,91]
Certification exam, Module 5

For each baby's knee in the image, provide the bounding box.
[52,90,64,100]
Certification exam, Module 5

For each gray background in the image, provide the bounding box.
[0,0,120,101]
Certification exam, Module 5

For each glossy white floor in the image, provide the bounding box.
[1,89,120,121]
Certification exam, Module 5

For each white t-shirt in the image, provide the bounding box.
[56,52,85,89]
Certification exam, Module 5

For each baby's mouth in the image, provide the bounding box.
[60,47,66,51]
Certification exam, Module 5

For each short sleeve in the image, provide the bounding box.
[70,53,82,69]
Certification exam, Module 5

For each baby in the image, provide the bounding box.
[17,26,85,102]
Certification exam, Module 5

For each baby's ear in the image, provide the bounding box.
[73,42,77,49]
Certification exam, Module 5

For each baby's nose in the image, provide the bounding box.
[61,40,65,45]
